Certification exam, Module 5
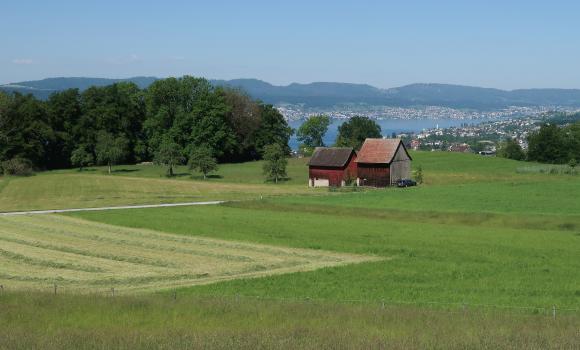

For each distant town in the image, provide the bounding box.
[277,104,578,122]
[279,105,580,155]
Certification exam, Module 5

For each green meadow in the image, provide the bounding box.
[0,158,313,212]
[1,151,579,348]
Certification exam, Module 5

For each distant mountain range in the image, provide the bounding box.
[2,76,580,109]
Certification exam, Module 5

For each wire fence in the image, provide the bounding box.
[1,283,578,318]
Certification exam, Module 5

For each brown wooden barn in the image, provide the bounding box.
[356,139,412,187]
[308,147,357,187]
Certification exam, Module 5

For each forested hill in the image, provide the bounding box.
[0,77,158,100]
[3,77,580,108]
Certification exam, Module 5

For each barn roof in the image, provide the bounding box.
[356,138,412,164]
[308,147,355,167]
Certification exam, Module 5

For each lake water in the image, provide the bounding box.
[288,118,490,150]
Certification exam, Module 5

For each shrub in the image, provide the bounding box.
[2,158,34,176]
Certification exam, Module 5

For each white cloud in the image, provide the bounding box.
[12,58,33,65]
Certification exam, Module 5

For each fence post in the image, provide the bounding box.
[111,287,115,297]
[381,299,385,309]
[53,284,57,295]
[552,305,556,320]
[173,290,177,301]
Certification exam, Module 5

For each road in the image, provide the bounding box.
[0,201,225,216]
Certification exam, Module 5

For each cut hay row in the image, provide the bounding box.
[0,215,379,293]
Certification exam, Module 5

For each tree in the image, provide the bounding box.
[45,89,82,169]
[527,124,566,163]
[497,138,525,161]
[0,93,53,168]
[262,143,288,184]
[188,146,218,180]
[335,116,382,149]
[253,103,293,157]
[564,122,580,162]
[144,76,237,162]
[414,165,424,184]
[70,146,93,171]
[296,115,330,151]
[0,75,295,171]
[95,131,128,174]
[154,138,185,176]
[80,83,146,163]
[222,88,262,161]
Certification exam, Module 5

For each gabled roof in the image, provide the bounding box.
[308,147,355,167]
[356,138,412,164]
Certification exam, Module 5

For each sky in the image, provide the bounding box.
[1,0,580,89]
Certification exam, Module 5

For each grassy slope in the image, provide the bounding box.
[3,151,580,348]
[0,158,313,212]
[71,204,580,309]
[70,152,580,309]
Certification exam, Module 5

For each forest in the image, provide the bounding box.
[0,76,292,173]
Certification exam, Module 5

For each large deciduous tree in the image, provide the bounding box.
[497,138,525,161]
[145,76,236,161]
[0,93,53,167]
[527,124,566,163]
[335,116,382,150]
[253,103,293,157]
[44,89,82,169]
[296,114,330,152]
[222,88,262,161]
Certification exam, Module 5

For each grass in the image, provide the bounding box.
[0,214,375,293]
[95,157,311,185]
[517,164,579,175]
[2,151,580,348]
[0,158,316,212]
[70,203,580,309]
[0,292,578,350]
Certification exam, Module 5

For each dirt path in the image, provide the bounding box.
[0,201,225,216]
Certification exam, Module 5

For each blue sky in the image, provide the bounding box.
[1,1,579,89]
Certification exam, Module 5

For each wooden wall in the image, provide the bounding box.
[308,153,357,187]
[357,163,390,187]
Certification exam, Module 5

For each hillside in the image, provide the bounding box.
[0,77,157,99]
[1,152,579,348]
[3,77,580,108]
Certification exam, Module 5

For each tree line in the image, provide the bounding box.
[498,121,580,166]
[0,76,293,175]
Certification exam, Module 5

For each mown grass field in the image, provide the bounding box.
[1,151,579,348]
[0,214,374,293]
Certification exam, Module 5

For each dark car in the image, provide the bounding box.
[396,179,417,187]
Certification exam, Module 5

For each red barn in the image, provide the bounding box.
[356,139,412,187]
[308,147,357,187]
